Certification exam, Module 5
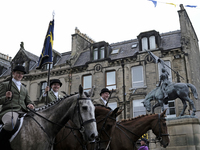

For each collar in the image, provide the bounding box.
[12,78,21,86]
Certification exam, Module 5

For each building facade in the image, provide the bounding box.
[0,5,200,147]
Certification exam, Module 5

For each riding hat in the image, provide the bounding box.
[50,79,62,87]
[100,88,110,96]
[13,65,26,74]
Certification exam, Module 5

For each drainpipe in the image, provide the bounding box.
[121,59,126,119]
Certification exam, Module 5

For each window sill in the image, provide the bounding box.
[129,86,147,91]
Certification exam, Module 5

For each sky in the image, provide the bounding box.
[0,0,200,59]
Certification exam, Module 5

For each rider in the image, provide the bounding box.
[0,65,35,149]
[138,138,149,150]
[93,88,110,106]
[158,67,170,100]
[39,79,63,104]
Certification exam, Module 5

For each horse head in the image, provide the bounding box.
[71,85,98,142]
[95,105,122,150]
[151,109,169,148]
[142,97,152,112]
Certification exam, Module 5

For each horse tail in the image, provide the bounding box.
[187,83,198,99]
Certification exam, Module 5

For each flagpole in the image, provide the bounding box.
[46,11,55,105]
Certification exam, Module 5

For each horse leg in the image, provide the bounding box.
[180,99,187,116]
[184,97,196,116]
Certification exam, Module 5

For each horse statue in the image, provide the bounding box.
[54,105,122,150]
[9,85,98,150]
[109,110,169,150]
[143,82,198,116]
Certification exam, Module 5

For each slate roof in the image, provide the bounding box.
[74,50,90,67]
[56,51,71,66]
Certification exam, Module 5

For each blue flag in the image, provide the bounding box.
[36,19,54,69]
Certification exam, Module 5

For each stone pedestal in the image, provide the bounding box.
[149,116,200,150]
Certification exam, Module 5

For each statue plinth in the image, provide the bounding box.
[149,116,200,150]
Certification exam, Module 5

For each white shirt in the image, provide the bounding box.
[12,78,21,91]
[101,97,107,105]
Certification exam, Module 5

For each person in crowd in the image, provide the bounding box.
[138,138,149,150]
[0,65,34,149]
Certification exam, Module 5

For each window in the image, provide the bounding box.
[149,36,156,50]
[111,49,120,54]
[93,48,98,60]
[158,61,176,118]
[106,71,116,90]
[83,75,92,92]
[40,81,47,95]
[131,44,137,49]
[141,36,156,51]
[108,102,117,110]
[133,99,146,117]
[131,66,144,88]
[100,47,105,59]
[142,37,148,51]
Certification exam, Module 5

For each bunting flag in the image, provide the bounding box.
[149,0,157,7]
[36,19,54,69]
[148,0,200,9]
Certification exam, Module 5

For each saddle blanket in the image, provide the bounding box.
[0,114,26,142]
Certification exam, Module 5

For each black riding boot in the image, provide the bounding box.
[0,128,13,150]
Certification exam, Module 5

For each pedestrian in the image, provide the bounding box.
[138,138,149,150]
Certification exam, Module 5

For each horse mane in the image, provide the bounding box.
[118,113,156,123]
[34,93,78,112]
[94,104,112,111]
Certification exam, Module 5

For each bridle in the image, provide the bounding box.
[152,114,169,142]
[115,113,169,149]
[74,97,96,133]
[27,95,96,149]
[95,109,116,150]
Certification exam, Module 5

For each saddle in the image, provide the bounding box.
[0,113,26,142]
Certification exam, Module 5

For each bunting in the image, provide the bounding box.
[148,0,200,9]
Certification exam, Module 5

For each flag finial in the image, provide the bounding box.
[52,10,55,19]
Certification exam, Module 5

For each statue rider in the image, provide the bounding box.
[158,67,170,100]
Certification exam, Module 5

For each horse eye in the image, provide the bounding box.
[82,106,88,111]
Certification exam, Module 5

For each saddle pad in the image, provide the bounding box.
[9,114,26,142]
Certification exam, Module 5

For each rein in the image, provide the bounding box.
[27,96,96,148]
[152,114,169,142]
[95,109,116,150]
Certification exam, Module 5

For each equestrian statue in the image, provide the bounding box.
[143,51,198,116]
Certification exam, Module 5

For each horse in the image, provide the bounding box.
[143,83,198,116]
[9,85,98,150]
[109,109,169,150]
[54,104,122,150]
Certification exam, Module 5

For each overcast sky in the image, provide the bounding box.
[0,0,200,59]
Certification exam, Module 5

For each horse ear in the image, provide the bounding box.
[161,109,167,117]
[111,107,119,117]
[116,109,123,117]
[79,84,83,95]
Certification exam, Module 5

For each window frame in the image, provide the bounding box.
[131,66,144,88]
[82,74,92,92]
[106,71,116,90]
[132,99,146,117]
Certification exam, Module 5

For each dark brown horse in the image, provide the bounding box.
[109,109,169,150]
[54,105,122,150]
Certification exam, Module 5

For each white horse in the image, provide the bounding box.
[10,85,98,150]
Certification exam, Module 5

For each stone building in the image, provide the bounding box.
[0,5,200,148]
